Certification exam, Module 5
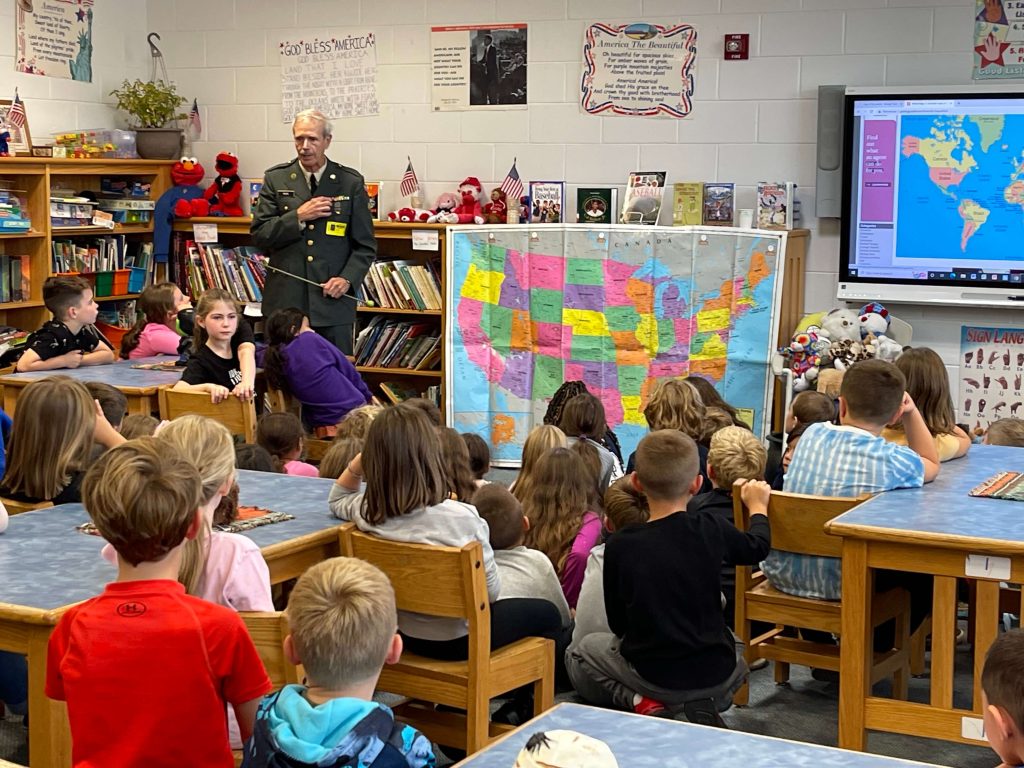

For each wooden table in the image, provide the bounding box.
[0,470,343,767]
[828,444,1024,751]
[0,355,182,416]
[453,702,941,767]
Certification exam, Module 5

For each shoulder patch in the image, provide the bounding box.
[267,160,297,173]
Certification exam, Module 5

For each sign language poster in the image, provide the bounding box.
[974,0,1024,79]
[581,22,697,118]
[16,0,95,81]
[958,325,1024,436]
[279,32,379,122]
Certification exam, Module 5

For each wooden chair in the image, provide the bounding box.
[304,438,331,464]
[733,491,912,705]
[158,387,257,444]
[1,497,54,515]
[264,385,301,418]
[339,526,555,754]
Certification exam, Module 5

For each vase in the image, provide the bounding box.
[135,128,183,159]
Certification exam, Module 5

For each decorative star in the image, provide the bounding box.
[976,33,1010,68]
[76,8,85,21]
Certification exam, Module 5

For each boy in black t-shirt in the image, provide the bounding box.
[17,276,115,372]
[568,429,771,719]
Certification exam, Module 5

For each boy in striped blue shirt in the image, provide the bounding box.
[762,358,940,602]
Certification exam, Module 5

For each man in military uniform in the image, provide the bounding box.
[251,109,375,354]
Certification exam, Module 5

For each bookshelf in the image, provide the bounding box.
[170,218,450,405]
[0,158,173,332]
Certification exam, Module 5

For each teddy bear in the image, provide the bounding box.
[780,330,821,392]
[858,301,891,338]
[203,151,244,216]
[816,368,844,400]
[827,337,870,372]
[453,176,485,224]
[864,332,903,362]
[482,187,507,224]
[819,308,862,343]
[427,191,460,224]
[387,207,432,223]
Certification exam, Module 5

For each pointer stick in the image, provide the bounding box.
[238,253,365,304]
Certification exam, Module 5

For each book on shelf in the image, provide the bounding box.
[576,187,617,225]
[365,181,381,221]
[51,237,153,274]
[361,259,441,311]
[620,171,667,225]
[378,380,424,405]
[185,241,266,303]
[248,182,262,218]
[528,181,566,223]
[672,183,704,226]
[702,183,735,226]
[0,255,30,303]
[756,181,799,229]
[354,316,441,371]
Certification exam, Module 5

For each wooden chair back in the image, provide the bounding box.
[239,611,301,688]
[1,497,54,516]
[264,386,300,417]
[158,387,257,443]
[734,490,870,559]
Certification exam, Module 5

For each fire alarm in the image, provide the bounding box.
[724,34,749,60]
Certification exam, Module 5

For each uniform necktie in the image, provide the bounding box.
[309,173,318,195]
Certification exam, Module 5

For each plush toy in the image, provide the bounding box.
[827,338,870,372]
[203,151,244,216]
[482,187,507,224]
[0,130,10,157]
[169,157,210,219]
[858,302,891,339]
[453,176,485,224]
[864,332,903,362]
[819,308,862,343]
[781,330,821,392]
[387,207,431,223]
[518,195,531,224]
[816,368,844,400]
[428,192,460,224]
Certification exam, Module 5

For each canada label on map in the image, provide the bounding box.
[446,226,786,465]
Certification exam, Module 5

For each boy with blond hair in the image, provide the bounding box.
[245,557,435,767]
[18,275,115,371]
[46,438,272,767]
[687,425,767,628]
[982,629,1024,767]
[568,430,771,719]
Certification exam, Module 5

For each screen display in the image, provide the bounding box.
[841,92,1024,291]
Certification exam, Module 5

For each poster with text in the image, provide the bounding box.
[279,32,379,122]
[16,0,94,81]
[431,24,527,111]
[581,22,696,118]
[958,325,1024,437]
[974,0,1024,79]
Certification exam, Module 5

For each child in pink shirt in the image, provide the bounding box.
[256,412,319,477]
[119,282,191,359]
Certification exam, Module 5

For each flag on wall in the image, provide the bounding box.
[7,90,26,129]
[400,157,419,198]
[499,159,523,201]
[189,98,201,136]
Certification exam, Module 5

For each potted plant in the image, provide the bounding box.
[109,78,187,159]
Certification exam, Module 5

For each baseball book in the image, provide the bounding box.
[757,181,798,229]
[529,181,565,223]
[620,171,666,225]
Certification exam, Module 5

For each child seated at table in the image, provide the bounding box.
[0,377,124,505]
[46,438,272,765]
[882,347,970,462]
[172,288,256,403]
[245,556,435,767]
[119,282,191,359]
[687,426,767,628]
[16,276,115,372]
[256,412,319,477]
[981,628,1024,768]
[319,437,363,480]
[985,418,1024,448]
[785,390,835,433]
[261,308,372,437]
[568,430,771,719]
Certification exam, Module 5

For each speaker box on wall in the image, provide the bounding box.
[816,85,846,219]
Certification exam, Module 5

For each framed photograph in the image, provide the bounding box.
[0,101,31,156]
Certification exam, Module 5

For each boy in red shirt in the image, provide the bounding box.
[46,437,272,767]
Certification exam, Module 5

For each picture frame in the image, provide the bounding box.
[0,100,32,156]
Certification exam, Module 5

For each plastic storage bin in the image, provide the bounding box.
[53,129,138,159]
[128,266,148,293]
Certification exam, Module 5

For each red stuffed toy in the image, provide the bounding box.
[170,157,210,219]
[203,151,244,216]
[482,187,507,224]
[387,207,432,223]
[454,176,485,224]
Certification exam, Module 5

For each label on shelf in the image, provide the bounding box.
[412,230,439,251]
[193,223,219,243]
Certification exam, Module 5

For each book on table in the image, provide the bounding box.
[970,471,1024,501]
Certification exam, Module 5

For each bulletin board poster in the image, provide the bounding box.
[974,0,1024,79]
[279,32,379,122]
[431,24,528,111]
[581,22,697,118]
[16,0,94,81]
[958,325,1024,437]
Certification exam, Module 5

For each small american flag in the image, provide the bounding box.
[400,157,419,198]
[499,159,523,202]
[188,98,202,136]
[7,90,26,129]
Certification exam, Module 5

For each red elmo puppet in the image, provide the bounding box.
[171,157,209,218]
[203,151,244,216]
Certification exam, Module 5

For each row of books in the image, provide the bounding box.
[378,380,440,406]
[354,316,441,371]
[0,255,31,304]
[672,181,800,229]
[185,242,267,304]
[0,190,30,231]
[362,259,442,311]
[52,237,153,274]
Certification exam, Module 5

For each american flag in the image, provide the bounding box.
[189,98,202,136]
[7,90,26,129]
[400,158,419,198]
[499,159,523,202]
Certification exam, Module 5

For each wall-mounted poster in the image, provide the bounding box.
[16,0,94,81]
[974,0,1024,79]
[279,32,379,122]
[581,22,697,118]
[431,24,527,111]
[959,325,1024,437]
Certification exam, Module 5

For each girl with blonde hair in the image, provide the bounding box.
[511,424,567,502]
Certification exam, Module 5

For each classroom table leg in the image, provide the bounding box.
[2,386,18,417]
[27,627,71,767]
[839,539,870,752]
[930,576,957,710]
[973,580,1000,713]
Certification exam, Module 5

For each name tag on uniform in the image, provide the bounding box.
[326,221,347,236]
[279,189,295,197]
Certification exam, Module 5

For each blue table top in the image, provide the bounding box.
[829,444,1024,545]
[453,703,940,767]
[0,469,338,613]
[0,355,182,389]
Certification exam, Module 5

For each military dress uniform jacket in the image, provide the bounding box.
[251,158,376,328]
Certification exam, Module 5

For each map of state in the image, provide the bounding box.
[898,113,1024,259]
[447,227,785,464]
